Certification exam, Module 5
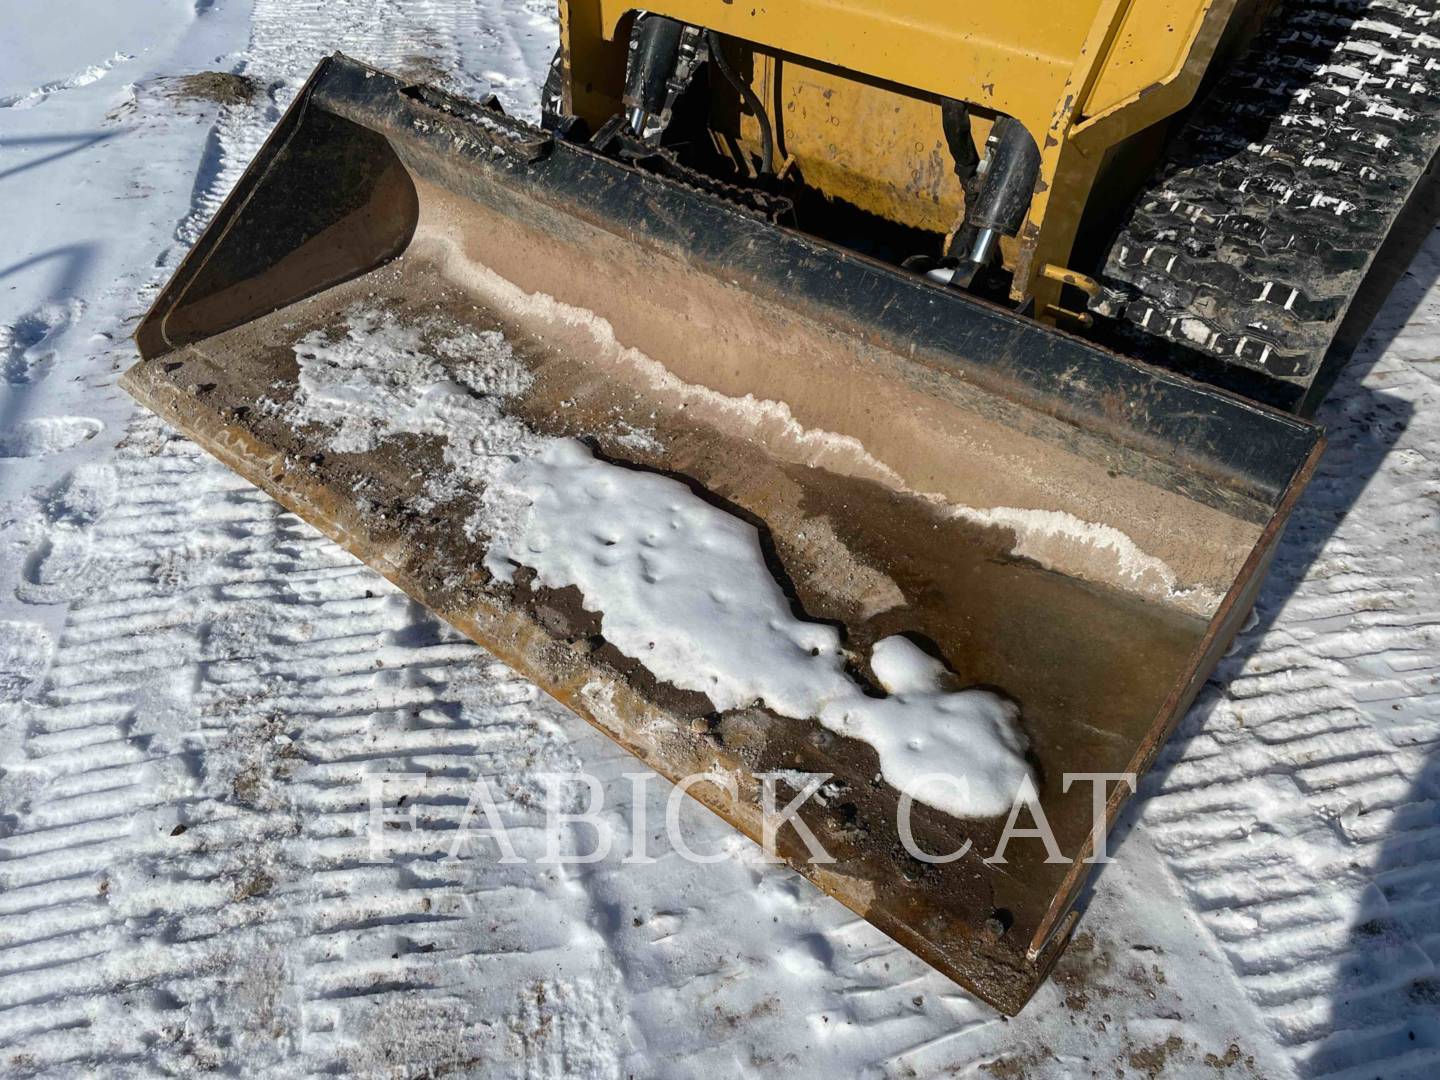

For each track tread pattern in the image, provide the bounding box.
[1098,0,1440,390]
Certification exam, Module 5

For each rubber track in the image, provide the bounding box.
[1097,0,1440,400]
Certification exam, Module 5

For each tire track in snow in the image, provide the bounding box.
[1138,232,1440,1078]
[175,0,557,249]
[0,52,132,110]
[0,410,1069,1078]
[0,414,627,1075]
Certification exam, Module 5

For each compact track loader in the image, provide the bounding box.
[123,0,1439,1012]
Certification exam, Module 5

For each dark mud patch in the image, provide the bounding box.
[395,54,451,86]
[1128,1035,1184,1078]
[979,1048,1053,1079]
[1204,1043,1257,1072]
[163,72,257,107]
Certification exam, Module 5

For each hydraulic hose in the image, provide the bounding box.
[705,29,774,176]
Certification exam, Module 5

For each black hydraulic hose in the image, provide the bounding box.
[705,29,774,175]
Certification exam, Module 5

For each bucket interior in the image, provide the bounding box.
[125,55,1322,1013]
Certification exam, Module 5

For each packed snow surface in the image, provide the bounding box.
[485,439,1031,818]
[4,0,1440,1076]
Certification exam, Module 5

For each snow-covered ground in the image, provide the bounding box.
[2,2,1438,1076]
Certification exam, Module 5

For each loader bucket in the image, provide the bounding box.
[124,54,1323,1014]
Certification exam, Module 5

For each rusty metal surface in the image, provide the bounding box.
[124,56,1324,1013]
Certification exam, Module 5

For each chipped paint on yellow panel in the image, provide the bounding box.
[752,57,966,234]
[1084,0,1214,118]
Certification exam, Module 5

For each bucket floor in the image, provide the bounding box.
[122,252,1208,1012]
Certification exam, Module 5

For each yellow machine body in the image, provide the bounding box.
[559,0,1257,322]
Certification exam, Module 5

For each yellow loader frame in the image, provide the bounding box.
[559,0,1254,324]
